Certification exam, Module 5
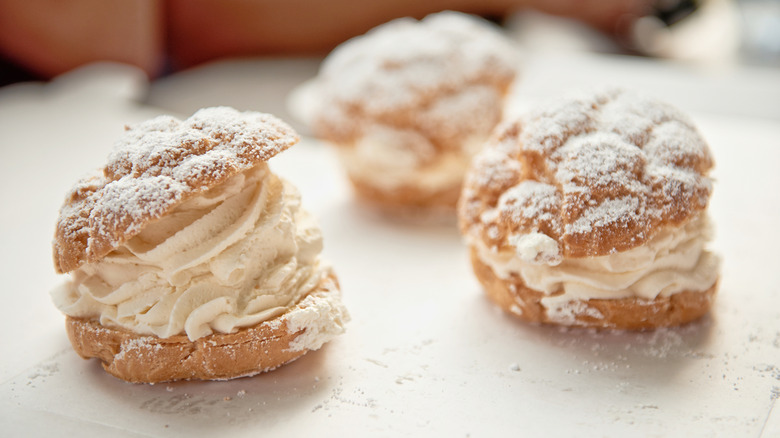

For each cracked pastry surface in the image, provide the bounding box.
[302,11,520,210]
[458,88,720,329]
[51,107,349,382]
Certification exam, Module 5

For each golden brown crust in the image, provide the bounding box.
[469,247,716,330]
[53,107,299,274]
[459,88,715,259]
[65,273,344,383]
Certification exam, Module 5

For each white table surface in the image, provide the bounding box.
[0,52,779,437]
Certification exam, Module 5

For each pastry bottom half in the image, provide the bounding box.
[470,248,716,330]
[65,274,343,383]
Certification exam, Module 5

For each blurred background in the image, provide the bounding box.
[0,0,778,87]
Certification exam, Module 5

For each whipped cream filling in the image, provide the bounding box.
[52,164,330,341]
[337,128,486,193]
[474,214,720,306]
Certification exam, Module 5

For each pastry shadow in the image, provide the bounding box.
[87,344,338,429]
[521,312,714,359]
[471,293,717,385]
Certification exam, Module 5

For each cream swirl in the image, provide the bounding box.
[51,164,328,341]
[473,214,720,303]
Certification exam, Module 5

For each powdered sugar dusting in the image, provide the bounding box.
[318,11,518,115]
[565,196,642,236]
[498,181,560,226]
[554,132,646,194]
[471,143,523,193]
[309,11,520,147]
[460,88,714,258]
[115,336,164,362]
[93,176,189,239]
[54,107,299,273]
[543,299,604,325]
[284,276,349,353]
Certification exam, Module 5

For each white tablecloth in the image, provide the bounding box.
[1,52,778,437]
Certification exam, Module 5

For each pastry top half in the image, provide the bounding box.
[306,11,520,151]
[460,88,715,262]
[51,107,347,347]
[54,107,298,274]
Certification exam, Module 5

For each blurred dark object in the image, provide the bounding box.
[2,0,777,85]
[0,0,652,81]
[164,0,652,69]
[630,0,780,65]
[164,0,504,69]
[654,0,700,26]
[0,53,41,87]
[0,0,163,79]
[630,0,740,63]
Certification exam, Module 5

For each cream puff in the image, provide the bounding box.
[51,107,349,382]
[458,88,719,329]
[299,11,520,211]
